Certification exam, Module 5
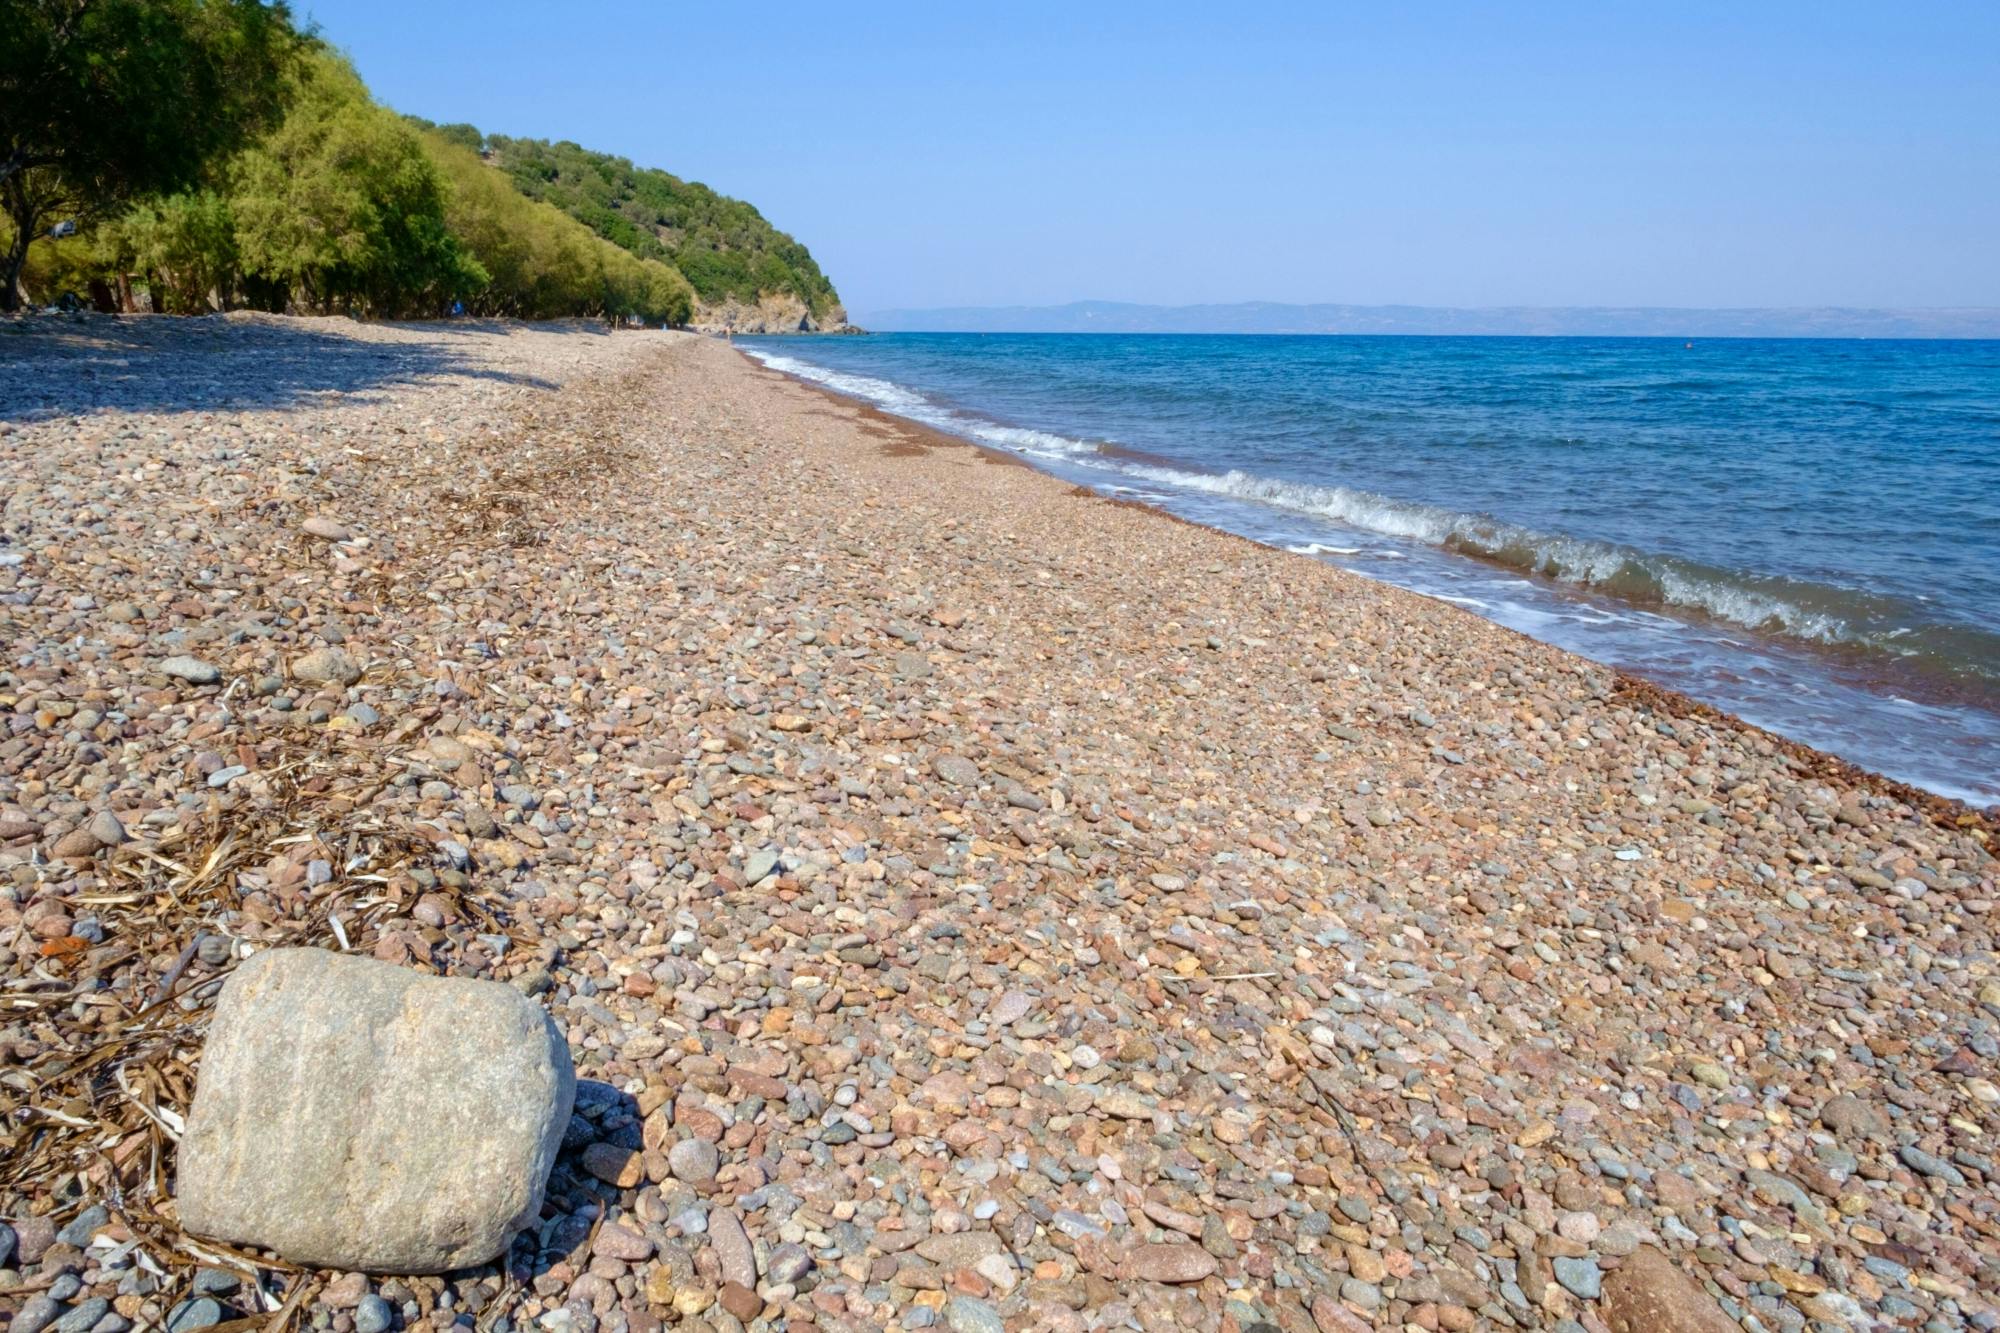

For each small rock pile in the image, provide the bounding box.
[1,313,1996,1333]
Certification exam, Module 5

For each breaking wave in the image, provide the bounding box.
[1112,462,1998,683]
[745,350,1097,460]
[742,346,1999,691]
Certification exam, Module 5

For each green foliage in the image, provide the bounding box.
[14,224,118,305]
[0,0,300,307]
[2,6,820,326]
[481,135,840,316]
[421,129,688,325]
[230,51,482,315]
[116,191,239,313]
[431,123,486,153]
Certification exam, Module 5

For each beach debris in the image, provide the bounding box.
[176,948,574,1271]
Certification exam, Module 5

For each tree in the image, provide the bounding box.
[0,0,299,308]
[116,190,238,312]
[231,51,482,316]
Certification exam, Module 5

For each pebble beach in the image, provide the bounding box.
[1,313,1997,1333]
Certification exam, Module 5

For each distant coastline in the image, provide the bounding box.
[852,299,2000,339]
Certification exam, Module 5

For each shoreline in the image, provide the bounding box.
[736,346,1999,834]
[2,314,1995,1332]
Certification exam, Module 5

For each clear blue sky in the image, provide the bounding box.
[301,1,1998,314]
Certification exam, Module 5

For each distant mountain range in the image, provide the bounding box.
[851,300,2000,339]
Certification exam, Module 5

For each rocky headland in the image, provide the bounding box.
[692,297,852,336]
[0,313,1995,1333]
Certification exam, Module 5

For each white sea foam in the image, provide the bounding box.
[965,422,1098,459]
[1087,459,1875,647]
[744,350,931,415]
[743,346,1982,676]
[744,347,1099,460]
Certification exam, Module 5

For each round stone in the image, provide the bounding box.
[669,1136,720,1184]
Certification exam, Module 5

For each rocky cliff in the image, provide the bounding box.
[691,293,850,335]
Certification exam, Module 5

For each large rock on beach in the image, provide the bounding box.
[176,948,574,1272]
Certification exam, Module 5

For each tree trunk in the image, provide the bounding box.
[0,213,30,312]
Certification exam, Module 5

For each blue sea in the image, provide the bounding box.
[738,333,2000,806]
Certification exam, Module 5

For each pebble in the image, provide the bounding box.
[593,1223,653,1262]
[716,1282,760,1321]
[292,647,362,687]
[352,1295,394,1333]
[3,317,1994,1333]
[1552,1255,1603,1300]
[53,1298,111,1333]
[85,810,127,846]
[1898,1144,1967,1186]
[708,1208,757,1288]
[57,1204,108,1247]
[1556,1210,1601,1244]
[1125,1242,1219,1284]
[933,754,981,786]
[1820,1092,1887,1138]
[943,1297,1005,1333]
[766,1241,813,1284]
[159,655,220,684]
[165,1298,223,1333]
[580,1143,642,1188]
[12,1296,63,1333]
[667,1136,720,1184]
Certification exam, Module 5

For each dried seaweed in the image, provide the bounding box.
[1,726,517,1299]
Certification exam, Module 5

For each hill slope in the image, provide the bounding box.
[433,126,844,332]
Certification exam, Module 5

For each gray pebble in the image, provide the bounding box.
[12,1296,63,1333]
[1339,1279,1382,1310]
[1899,1145,1967,1186]
[166,1298,223,1333]
[159,656,220,685]
[57,1203,108,1247]
[353,1295,394,1333]
[942,1297,1005,1333]
[1552,1255,1603,1300]
[55,1298,111,1333]
[668,1137,720,1184]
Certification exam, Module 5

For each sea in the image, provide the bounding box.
[736,332,2000,807]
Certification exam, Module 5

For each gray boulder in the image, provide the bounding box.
[176,948,574,1272]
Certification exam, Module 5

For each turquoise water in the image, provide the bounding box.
[739,333,2000,805]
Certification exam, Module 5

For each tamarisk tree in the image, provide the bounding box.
[0,0,297,309]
